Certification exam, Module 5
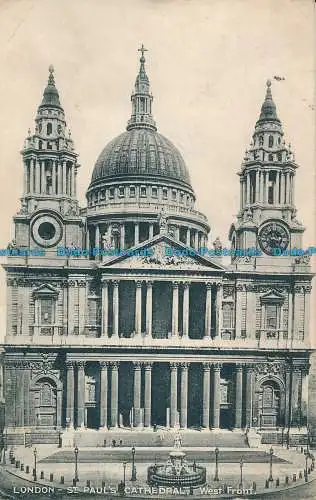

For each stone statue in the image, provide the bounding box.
[173,432,182,449]
[213,236,222,252]
[158,210,168,233]
[102,228,112,250]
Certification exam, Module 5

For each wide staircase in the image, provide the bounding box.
[72,429,248,448]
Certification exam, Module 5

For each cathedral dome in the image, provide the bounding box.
[91,128,191,188]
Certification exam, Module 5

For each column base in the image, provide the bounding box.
[201,427,210,432]
[98,426,108,431]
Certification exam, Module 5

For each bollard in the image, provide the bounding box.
[15,460,19,468]
[73,479,76,487]
[293,473,296,482]
[25,465,30,474]
[299,471,302,479]
[102,481,105,489]
[223,484,228,494]
[301,447,304,453]
[20,463,24,471]
[40,471,44,479]
[252,481,256,492]
[276,478,280,487]
[285,475,289,485]
[265,479,269,489]
[60,476,64,484]
[50,473,54,482]
[86,480,91,487]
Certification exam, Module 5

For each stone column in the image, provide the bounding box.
[285,172,290,204]
[291,174,295,205]
[215,283,222,338]
[134,223,139,245]
[101,280,109,337]
[144,362,152,427]
[149,223,154,239]
[120,223,125,250]
[240,180,243,209]
[186,228,190,246]
[71,165,75,197]
[63,161,67,195]
[235,284,243,338]
[212,363,221,429]
[145,281,153,337]
[112,281,119,337]
[293,285,303,340]
[204,282,212,338]
[99,362,108,429]
[255,170,260,202]
[202,363,211,429]
[245,284,255,339]
[95,224,100,249]
[175,226,180,240]
[66,361,75,428]
[180,363,189,428]
[30,160,35,194]
[303,285,311,341]
[77,361,85,428]
[135,281,142,336]
[52,162,56,195]
[170,363,178,428]
[78,281,86,335]
[276,170,280,203]
[68,281,76,335]
[35,160,41,193]
[57,161,62,195]
[265,171,269,204]
[284,368,291,428]
[171,282,179,336]
[235,364,243,428]
[245,365,254,428]
[110,362,119,427]
[194,231,199,249]
[288,288,293,340]
[182,282,190,338]
[41,160,46,194]
[246,173,250,205]
[133,362,142,427]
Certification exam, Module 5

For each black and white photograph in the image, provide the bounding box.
[0,0,315,498]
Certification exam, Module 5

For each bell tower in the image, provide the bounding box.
[13,66,84,252]
[229,80,307,269]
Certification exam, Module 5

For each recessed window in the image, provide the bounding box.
[118,186,125,197]
[100,189,105,199]
[47,123,52,136]
[152,187,158,198]
[172,190,177,201]
[259,135,264,147]
[38,222,56,241]
[109,188,115,199]
[39,140,43,150]
[186,196,190,205]
[268,135,274,148]
[129,186,136,197]
[163,189,168,200]
[277,152,282,162]
[268,154,273,162]
[180,193,184,203]
[40,298,54,324]
[140,186,147,197]
[47,142,52,150]
[265,304,279,330]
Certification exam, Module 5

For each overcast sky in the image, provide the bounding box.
[0,0,314,337]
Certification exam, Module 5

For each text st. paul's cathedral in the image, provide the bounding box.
[0,48,314,448]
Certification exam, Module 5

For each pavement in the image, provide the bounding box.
[1,444,315,499]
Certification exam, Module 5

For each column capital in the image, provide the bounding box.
[100,361,110,369]
[101,279,110,286]
[206,282,213,290]
[183,281,191,289]
[212,362,222,371]
[172,281,179,289]
[246,363,256,372]
[180,362,189,370]
[135,280,143,288]
[112,280,120,287]
[133,361,143,369]
[236,363,244,372]
[146,280,153,288]
[202,362,212,370]
[144,362,153,370]
[170,362,179,370]
[66,360,75,369]
[75,360,86,369]
[216,282,222,290]
[109,361,120,369]
[236,284,244,292]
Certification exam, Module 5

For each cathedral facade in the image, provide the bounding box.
[1,50,313,446]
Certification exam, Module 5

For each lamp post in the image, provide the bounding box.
[304,449,309,482]
[214,447,219,481]
[131,446,136,481]
[33,448,37,482]
[123,460,127,487]
[239,457,244,489]
[268,446,274,482]
[74,446,79,484]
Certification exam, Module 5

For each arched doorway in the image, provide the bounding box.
[258,380,281,428]
[34,378,57,428]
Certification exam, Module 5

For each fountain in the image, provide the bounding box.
[147,433,206,487]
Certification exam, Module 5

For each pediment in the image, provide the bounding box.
[33,283,59,298]
[101,234,226,271]
[260,288,285,303]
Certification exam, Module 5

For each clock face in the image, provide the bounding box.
[258,222,289,256]
[31,214,63,248]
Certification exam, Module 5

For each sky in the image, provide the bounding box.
[0,0,314,338]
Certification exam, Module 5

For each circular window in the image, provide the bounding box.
[38,222,56,240]
[31,214,63,247]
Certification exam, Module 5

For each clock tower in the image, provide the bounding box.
[229,80,307,271]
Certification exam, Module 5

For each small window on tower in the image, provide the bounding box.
[180,193,184,203]
[152,187,158,198]
[163,189,168,200]
[109,188,115,199]
[129,186,136,197]
[268,154,273,161]
[118,186,125,197]
[268,135,274,148]
[47,142,52,150]
[140,186,147,197]
[39,140,43,150]
[277,152,282,162]
[47,123,52,136]
[259,135,264,146]
[172,190,177,201]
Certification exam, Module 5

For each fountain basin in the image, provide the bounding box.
[147,450,206,487]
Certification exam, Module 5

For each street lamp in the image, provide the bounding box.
[268,446,274,482]
[74,446,79,484]
[131,446,136,481]
[304,449,310,482]
[214,447,219,481]
[123,460,127,487]
[33,448,37,482]
[239,457,244,489]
